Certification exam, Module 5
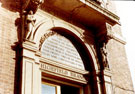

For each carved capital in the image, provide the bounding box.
[97,22,113,44]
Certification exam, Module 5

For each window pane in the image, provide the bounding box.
[42,84,56,94]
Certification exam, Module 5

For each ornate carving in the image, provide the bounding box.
[97,22,113,44]
[24,10,36,40]
[22,0,44,14]
[100,42,109,69]
[22,0,44,41]
[39,31,56,50]
[97,22,112,70]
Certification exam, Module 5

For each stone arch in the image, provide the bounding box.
[32,19,100,94]
[32,19,98,68]
[32,19,83,47]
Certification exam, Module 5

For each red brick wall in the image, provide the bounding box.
[0,4,19,94]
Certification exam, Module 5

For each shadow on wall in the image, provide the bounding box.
[1,0,22,94]
[0,0,21,12]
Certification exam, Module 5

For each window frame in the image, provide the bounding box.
[42,82,61,94]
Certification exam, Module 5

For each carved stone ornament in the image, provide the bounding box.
[97,22,112,70]
[99,22,113,43]
[22,0,44,40]
[100,42,110,70]
[22,0,44,14]
[39,31,56,50]
[96,22,113,45]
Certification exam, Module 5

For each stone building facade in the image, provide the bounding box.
[0,0,134,94]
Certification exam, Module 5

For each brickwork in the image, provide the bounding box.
[0,0,134,94]
[0,5,19,94]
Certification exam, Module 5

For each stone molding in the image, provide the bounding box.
[85,0,120,24]
[39,31,56,50]
[40,62,87,84]
[97,22,126,45]
[109,34,126,45]
[106,23,126,44]
[40,57,89,75]
[22,40,37,52]
[22,40,89,84]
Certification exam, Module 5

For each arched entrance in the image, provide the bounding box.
[39,27,99,94]
[21,20,100,94]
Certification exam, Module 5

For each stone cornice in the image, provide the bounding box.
[40,62,87,84]
[85,0,120,24]
[40,57,89,75]
[110,34,126,45]
[22,40,37,52]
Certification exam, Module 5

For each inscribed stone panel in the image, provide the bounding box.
[41,34,85,70]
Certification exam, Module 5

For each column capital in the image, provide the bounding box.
[96,22,113,44]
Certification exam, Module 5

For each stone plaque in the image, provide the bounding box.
[41,33,85,70]
[40,63,86,81]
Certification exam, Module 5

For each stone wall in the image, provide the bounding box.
[107,39,134,94]
[106,1,134,93]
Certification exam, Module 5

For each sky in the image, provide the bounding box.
[114,1,135,90]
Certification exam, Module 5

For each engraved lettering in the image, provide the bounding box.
[41,33,85,70]
[40,63,85,81]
